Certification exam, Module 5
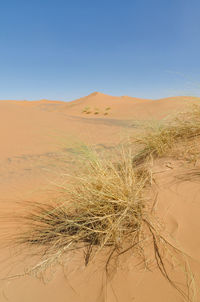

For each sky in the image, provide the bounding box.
[0,0,200,101]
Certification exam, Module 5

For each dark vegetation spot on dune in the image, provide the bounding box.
[82,106,112,116]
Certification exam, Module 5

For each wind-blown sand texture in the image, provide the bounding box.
[0,93,200,302]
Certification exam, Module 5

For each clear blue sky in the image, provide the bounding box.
[0,0,200,101]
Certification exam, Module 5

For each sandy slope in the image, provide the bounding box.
[0,93,200,301]
[62,92,200,119]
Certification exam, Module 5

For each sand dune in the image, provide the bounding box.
[2,92,199,119]
[1,92,199,160]
[0,93,200,301]
[63,92,200,119]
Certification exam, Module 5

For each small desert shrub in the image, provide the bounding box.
[94,109,99,115]
[133,105,200,165]
[15,150,152,269]
[82,106,91,114]
[13,147,195,301]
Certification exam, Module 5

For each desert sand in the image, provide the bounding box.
[0,92,200,302]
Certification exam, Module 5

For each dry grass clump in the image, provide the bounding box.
[15,150,153,270]
[133,105,200,165]
[12,148,195,301]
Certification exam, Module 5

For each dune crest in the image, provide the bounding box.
[2,92,200,120]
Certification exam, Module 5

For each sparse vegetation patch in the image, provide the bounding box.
[81,106,112,116]
[15,150,152,268]
[132,105,200,165]
[12,105,200,301]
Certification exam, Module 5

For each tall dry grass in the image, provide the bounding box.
[132,105,200,165]
[14,149,152,268]
[11,147,195,301]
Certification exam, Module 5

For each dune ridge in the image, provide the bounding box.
[1,92,200,117]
